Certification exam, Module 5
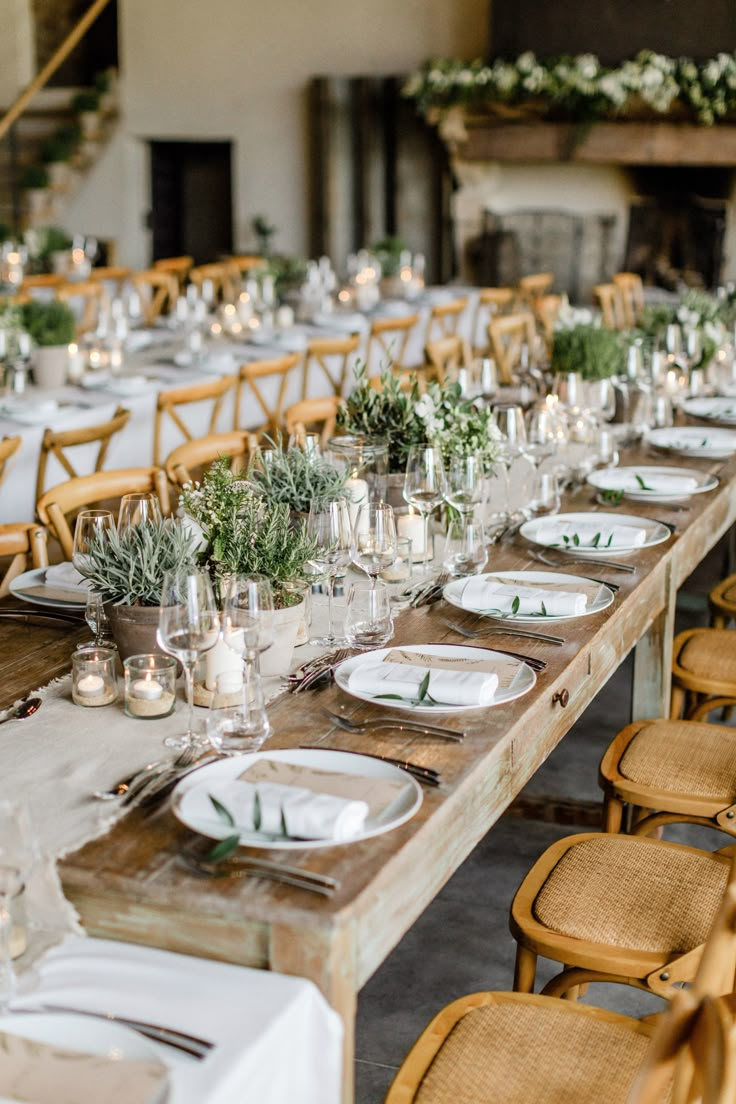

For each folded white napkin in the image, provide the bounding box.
[535,520,647,549]
[312,312,366,333]
[202,778,368,841]
[45,563,90,591]
[461,578,587,616]
[611,471,698,494]
[348,660,498,706]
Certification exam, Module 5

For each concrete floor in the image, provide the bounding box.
[354,542,730,1102]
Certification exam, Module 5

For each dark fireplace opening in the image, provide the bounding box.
[623,167,731,291]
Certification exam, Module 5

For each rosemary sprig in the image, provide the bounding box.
[375,670,442,707]
[635,473,654,491]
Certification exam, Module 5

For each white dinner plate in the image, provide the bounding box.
[173,748,422,850]
[682,397,736,425]
[335,643,536,713]
[9,567,87,610]
[647,426,736,459]
[443,570,614,623]
[587,465,718,502]
[0,1012,168,1103]
[520,511,671,556]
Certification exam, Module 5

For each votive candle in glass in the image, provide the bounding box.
[124,654,177,719]
[72,645,118,707]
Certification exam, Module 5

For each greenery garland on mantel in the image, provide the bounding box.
[404,50,736,128]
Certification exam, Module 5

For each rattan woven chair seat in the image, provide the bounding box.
[619,719,736,799]
[678,629,736,682]
[412,999,666,1104]
[533,837,728,953]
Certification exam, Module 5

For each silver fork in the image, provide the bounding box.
[530,548,636,574]
[119,745,202,807]
[95,747,200,801]
[180,852,339,895]
[440,618,565,646]
[324,709,465,741]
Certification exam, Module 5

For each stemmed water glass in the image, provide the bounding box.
[220,574,274,744]
[351,502,397,590]
[307,498,352,646]
[157,569,220,749]
[117,493,162,534]
[445,454,484,541]
[491,405,527,522]
[403,446,446,566]
[72,509,115,573]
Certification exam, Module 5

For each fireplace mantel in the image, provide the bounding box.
[455,118,736,166]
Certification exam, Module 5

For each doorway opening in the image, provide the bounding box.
[149,140,233,265]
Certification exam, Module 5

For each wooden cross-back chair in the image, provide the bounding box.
[366,313,420,373]
[534,293,564,344]
[89,266,133,298]
[369,368,425,394]
[35,405,131,503]
[152,255,193,291]
[517,271,555,305]
[667,628,736,722]
[130,269,179,325]
[386,867,736,1104]
[426,298,468,344]
[613,271,645,329]
[488,311,537,384]
[227,254,268,278]
[0,435,21,489]
[154,376,236,466]
[55,279,106,336]
[424,336,472,384]
[0,523,48,598]
[164,430,257,492]
[234,352,302,438]
[19,273,63,300]
[37,468,170,561]
[594,282,627,330]
[284,396,343,449]
[188,262,238,303]
[301,334,360,400]
[471,287,516,354]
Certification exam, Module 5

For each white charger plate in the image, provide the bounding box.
[647,426,736,459]
[682,397,736,424]
[0,1012,168,1103]
[587,465,718,502]
[173,748,422,850]
[335,643,536,714]
[520,511,671,556]
[9,567,87,610]
[443,570,614,623]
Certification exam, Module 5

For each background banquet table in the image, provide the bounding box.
[0,439,720,1103]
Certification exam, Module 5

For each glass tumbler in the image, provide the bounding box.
[72,645,118,707]
[344,581,393,648]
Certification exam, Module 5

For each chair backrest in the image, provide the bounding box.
[518,272,555,304]
[594,283,627,330]
[424,336,472,384]
[36,405,132,503]
[534,294,563,342]
[426,298,468,343]
[0,522,48,598]
[488,311,537,384]
[188,262,238,303]
[302,333,360,400]
[235,353,302,437]
[227,254,268,277]
[55,279,106,335]
[613,272,645,329]
[36,468,171,560]
[368,368,424,394]
[472,287,517,353]
[89,266,133,298]
[284,396,343,448]
[367,313,420,372]
[164,430,256,490]
[0,435,21,488]
[130,269,179,325]
[152,255,193,290]
[154,376,236,465]
[20,273,63,298]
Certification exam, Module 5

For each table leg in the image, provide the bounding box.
[270,921,357,1104]
[631,566,675,721]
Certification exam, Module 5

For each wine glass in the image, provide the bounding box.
[445,454,484,540]
[307,498,352,646]
[402,446,446,566]
[220,574,274,744]
[85,591,112,647]
[351,502,397,591]
[117,493,162,534]
[72,509,115,573]
[157,569,220,749]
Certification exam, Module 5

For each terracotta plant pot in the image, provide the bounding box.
[106,603,164,662]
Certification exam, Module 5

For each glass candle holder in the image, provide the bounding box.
[380,536,413,583]
[71,645,118,707]
[124,654,177,720]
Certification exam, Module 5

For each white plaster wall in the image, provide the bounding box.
[0,0,34,106]
[67,0,489,268]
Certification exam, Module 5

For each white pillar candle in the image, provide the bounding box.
[206,634,244,690]
[77,674,105,697]
[216,670,244,695]
[131,676,163,701]
[398,512,425,558]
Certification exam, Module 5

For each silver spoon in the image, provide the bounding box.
[0,697,42,725]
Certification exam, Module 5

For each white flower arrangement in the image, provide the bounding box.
[405,49,736,127]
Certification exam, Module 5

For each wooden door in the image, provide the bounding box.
[149,140,233,265]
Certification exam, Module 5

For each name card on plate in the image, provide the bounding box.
[239,759,412,823]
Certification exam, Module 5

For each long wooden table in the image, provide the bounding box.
[5,445,735,1103]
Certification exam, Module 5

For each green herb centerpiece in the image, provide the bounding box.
[247,439,349,515]
[550,322,626,381]
[21,299,77,390]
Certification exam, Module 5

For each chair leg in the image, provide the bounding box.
[602,793,625,833]
[669,684,685,719]
[512,944,537,993]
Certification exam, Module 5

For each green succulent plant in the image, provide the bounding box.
[247,439,348,512]
[80,520,200,607]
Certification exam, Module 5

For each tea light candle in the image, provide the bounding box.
[77,674,105,697]
[72,645,118,707]
[124,654,177,720]
[397,512,426,559]
[131,675,163,701]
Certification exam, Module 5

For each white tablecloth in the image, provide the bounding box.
[11,937,343,1104]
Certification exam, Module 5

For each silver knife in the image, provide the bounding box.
[17,1004,213,1059]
